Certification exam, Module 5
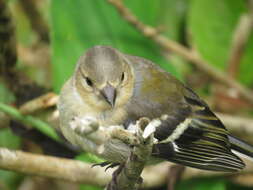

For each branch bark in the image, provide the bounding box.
[0,0,17,71]
[217,112,253,143]
[227,13,253,78]
[107,0,253,104]
[0,148,253,188]
[19,92,58,115]
[19,0,49,43]
[0,102,59,141]
[107,118,154,190]
[0,148,111,186]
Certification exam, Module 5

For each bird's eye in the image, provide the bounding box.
[85,77,93,87]
[121,72,125,82]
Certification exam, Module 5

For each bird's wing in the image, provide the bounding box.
[153,87,244,172]
[125,55,244,171]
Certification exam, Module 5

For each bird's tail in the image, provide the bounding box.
[229,135,253,161]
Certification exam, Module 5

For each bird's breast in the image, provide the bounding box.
[98,107,128,126]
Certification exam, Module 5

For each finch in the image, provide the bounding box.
[58,45,253,172]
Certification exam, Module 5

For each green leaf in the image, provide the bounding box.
[0,128,21,149]
[159,0,189,41]
[0,83,15,103]
[189,0,245,69]
[50,0,179,92]
[227,181,253,190]
[0,83,22,190]
[0,102,60,142]
[177,177,253,190]
[176,177,226,190]
[80,184,102,190]
[0,83,21,149]
[0,170,22,190]
[156,0,190,79]
[188,0,253,86]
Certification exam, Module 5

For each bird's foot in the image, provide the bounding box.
[70,116,99,136]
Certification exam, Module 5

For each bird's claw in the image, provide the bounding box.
[92,161,120,171]
[92,161,111,168]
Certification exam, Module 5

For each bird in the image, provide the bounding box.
[58,45,253,172]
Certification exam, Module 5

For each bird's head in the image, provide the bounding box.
[74,46,134,110]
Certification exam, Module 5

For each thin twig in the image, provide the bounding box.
[167,165,185,190]
[0,148,111,186]
[231,173,253,187]
[217,113,253,143]
[19,0,49,42]
[0,0,17,71]
[0,102,59,141]
[0,93,58,129]
[227,13,253,78]
[19,92,58,115]
[107,0,253,104]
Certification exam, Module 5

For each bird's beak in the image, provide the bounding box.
[101,84,116,107]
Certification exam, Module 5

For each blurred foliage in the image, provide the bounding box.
[0,0,252,189]
[0,85,22,190]
[51,0,179,92]
[176,177,253,190]
[176,177,227,190]
[189,0,253,86]
[0,84,15,103]
[0,130,22,190]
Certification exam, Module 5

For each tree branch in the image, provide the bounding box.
[0,148,253,188]
[0,102,59,141]
[217,112,253,143]
[227,13,253,78]
[0,148,111,186]
[19,92,58,115]
[107,118,154,190]
[107,0,253,104]
[2,93,253,187]
[19,0,49,43]
[0,0,17,71]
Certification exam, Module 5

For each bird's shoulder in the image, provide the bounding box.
[123,55,187,119]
